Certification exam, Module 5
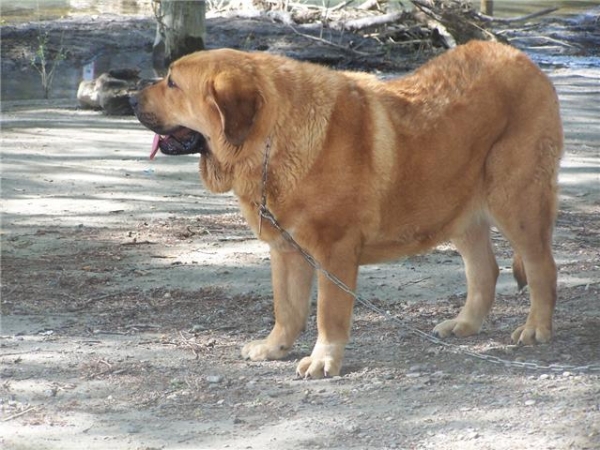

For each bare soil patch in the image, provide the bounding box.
[1,14,599,450]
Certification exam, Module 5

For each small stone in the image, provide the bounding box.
[525,400,536,406]
[539,374,550,380]
[344,424,360,434]
[206,375,223,384]
[44,388,57,398]
[127,425,141,434]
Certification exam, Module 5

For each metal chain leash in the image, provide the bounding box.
[257,140,600,373]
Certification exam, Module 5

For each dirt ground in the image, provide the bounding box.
[1,17,600,450]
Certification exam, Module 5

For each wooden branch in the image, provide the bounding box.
[478,7,559,24]
[410,0,441,19]
[426,18,456,48]
[466,18,499,42]
[511,35,579,48]
[330,0,355,12]
[330,11,404,32]
[287,24,375,57]
[357,0,380,10]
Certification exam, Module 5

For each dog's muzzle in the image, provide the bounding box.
[149,128,208,160]
[129,95,209,159]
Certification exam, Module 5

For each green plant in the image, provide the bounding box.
[30,32,66,99]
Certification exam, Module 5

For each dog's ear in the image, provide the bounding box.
[210,73,262,147]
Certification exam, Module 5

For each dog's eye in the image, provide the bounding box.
[167,76,177,89]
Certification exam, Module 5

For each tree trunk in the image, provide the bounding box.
[153,0,206,72]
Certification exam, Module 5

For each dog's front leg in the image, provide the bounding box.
[242,247,314,361]
[296,245,359,379]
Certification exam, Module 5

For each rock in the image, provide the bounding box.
[466,431,480,440]
[77,81,101,110]
[77,69,157,116]
[126,425,141,434]
[206,375,223,384]
[344,423,360,434]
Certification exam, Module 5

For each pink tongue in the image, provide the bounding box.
[150,134,161,160]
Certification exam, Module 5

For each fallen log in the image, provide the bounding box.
[330,11,404,32]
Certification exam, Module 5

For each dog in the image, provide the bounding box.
[131,40,563,378]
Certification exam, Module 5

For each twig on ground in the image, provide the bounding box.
[1,406,40,422]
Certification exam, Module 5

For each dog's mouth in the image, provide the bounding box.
[150,127,208,160]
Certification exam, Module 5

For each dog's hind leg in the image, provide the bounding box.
[433,217,499,338]
[486,135,561,345]
[490,199,558,345]
[242,247,314,361]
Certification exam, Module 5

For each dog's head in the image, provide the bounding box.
[131,50,266,188]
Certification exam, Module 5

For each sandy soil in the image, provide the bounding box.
[1,18,600,450]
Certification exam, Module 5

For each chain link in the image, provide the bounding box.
[258,141,600,373]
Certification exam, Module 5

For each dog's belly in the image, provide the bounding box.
[360,235,441,265]
[358,202,479,265]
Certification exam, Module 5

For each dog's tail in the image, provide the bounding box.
[512,252,528,291]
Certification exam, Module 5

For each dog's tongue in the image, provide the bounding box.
[150,134,161,160]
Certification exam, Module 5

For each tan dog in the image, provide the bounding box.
[131,41,563,378]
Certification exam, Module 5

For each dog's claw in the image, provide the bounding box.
[295,344,344,379]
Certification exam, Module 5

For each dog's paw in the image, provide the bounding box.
[432,318,481,338]
[295,343,344,379]
[241,339,289,361]
[296,356,341,379]
[511,324,551,345]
